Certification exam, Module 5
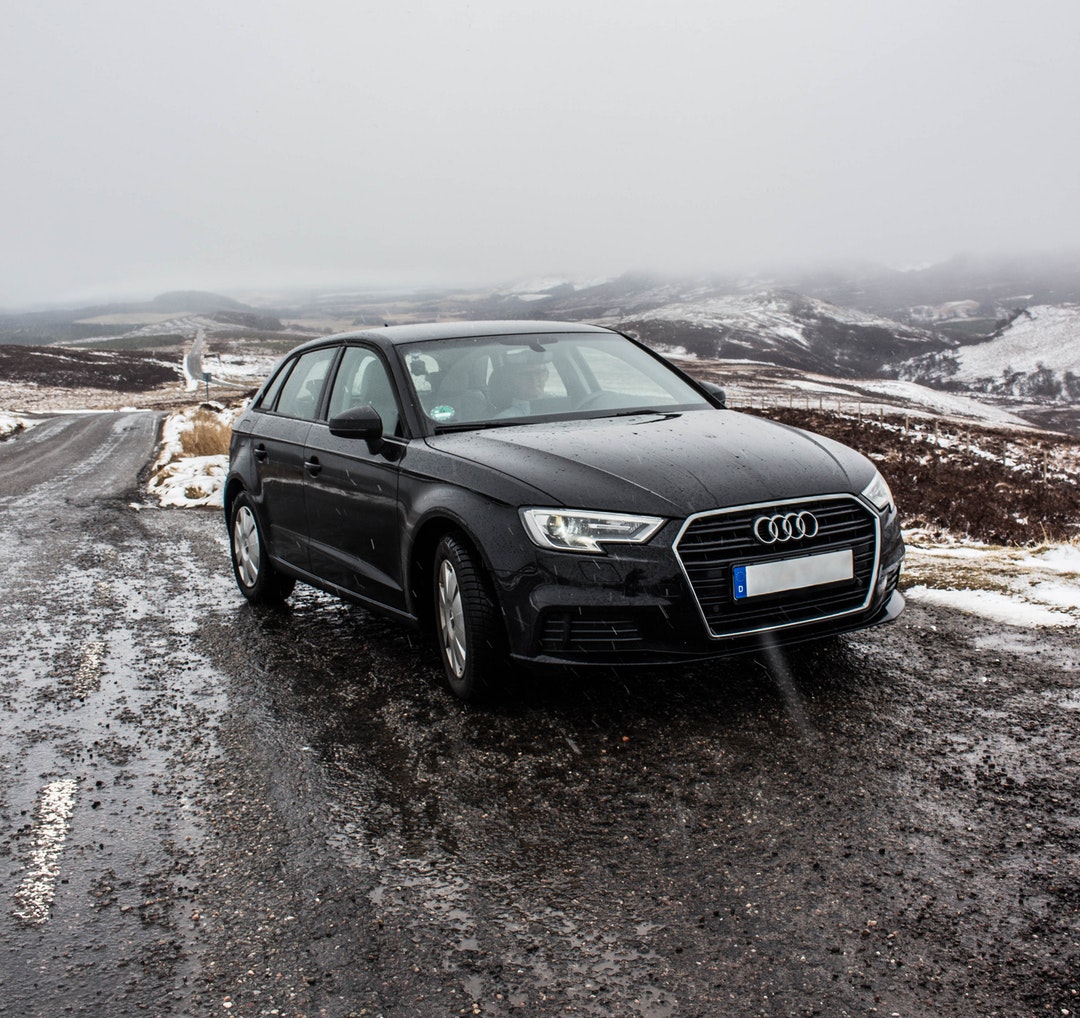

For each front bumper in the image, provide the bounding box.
[490,499,905,668]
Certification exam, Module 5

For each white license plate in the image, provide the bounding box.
[732,549,854,600]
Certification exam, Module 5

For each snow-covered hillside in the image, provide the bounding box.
[953,304,1080,382]
[897,304,1080,402]
[620,290,945,377]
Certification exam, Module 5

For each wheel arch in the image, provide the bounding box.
[407,513,500,636]
[223,475,246,525]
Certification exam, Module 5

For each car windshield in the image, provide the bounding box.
[399,332,711,430]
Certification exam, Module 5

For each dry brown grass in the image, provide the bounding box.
[179,409,232,457]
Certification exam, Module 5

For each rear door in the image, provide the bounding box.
[303,345,408,611]
[253,345,338,570]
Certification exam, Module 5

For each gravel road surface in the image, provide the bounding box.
[0,412,1076,1017]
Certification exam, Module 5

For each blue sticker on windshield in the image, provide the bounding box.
[733,566,748,600]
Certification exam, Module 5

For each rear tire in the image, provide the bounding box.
[433,533,505,701]
[229,492,295,604]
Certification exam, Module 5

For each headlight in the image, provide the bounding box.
[520,508,665,554]
[861,470,895,513]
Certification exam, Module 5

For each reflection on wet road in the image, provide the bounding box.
[1,414,1077,1016]
[200,574,1080,1017]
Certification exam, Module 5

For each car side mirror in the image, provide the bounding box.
[329,404,384,440]
[699,381,727,408]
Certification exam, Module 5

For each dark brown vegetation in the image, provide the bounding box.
[0,344,181,391]
[754,407,1080,546]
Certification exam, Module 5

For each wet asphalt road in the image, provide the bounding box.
[0,412,1077,1018]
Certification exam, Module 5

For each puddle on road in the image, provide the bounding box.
[72,641,105,699]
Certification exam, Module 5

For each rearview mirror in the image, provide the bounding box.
[329,404,383,440]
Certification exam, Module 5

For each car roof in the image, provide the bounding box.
[288,320,617,355]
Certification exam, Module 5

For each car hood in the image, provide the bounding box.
[426,409,876,517]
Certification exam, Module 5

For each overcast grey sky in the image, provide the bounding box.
[2,0,1078,307]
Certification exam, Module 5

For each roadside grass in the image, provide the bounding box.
[178,407,232,457]
[146,403,234,507]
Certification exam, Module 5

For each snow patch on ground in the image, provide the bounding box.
[692,361,1040,430]
[0,410,28,439]
[148,453,228,509]
[906,586,1074,628]
[903,536,1079,628]
[851,379,1032,428]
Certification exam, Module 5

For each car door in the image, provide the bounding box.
[303,345,407,611]
[253,345,338,571]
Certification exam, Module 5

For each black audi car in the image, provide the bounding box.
[225,321,904,700]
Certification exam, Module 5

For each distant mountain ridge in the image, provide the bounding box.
[145,291,253,314]
[1,256,1076,417]
[618,290,946,378]
[0,291,256,345]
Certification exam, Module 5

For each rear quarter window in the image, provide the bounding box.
[255,359,293,410]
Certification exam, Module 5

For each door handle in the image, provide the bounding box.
[304,455,322,476]
[254,443,268,462]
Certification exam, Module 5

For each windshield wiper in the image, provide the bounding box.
[433,420,522,433]
[607,408,683,418]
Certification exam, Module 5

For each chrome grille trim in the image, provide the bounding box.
[673,493,881,640]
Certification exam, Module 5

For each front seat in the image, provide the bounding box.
[358,366,400,436]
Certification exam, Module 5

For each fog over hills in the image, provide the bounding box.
[1,251,1076,429]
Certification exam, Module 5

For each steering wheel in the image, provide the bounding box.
[574,390,610,411]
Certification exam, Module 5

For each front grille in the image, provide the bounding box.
[674,495,879,638]
[538,614,643,655]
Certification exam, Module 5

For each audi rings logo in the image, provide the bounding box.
[752,511,819,544]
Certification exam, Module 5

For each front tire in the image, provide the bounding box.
[229,492,295,604]
[433,533,505,701]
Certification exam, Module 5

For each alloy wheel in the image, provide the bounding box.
[437,558,467,678]
[233,505,261,588]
